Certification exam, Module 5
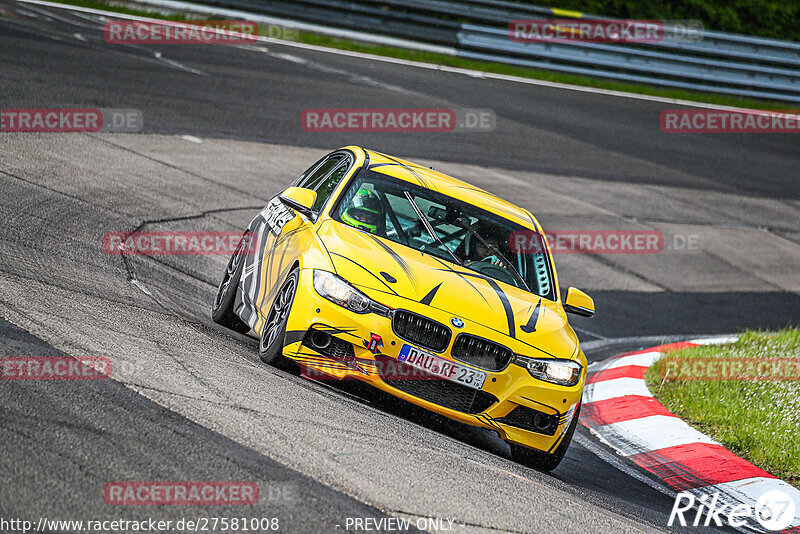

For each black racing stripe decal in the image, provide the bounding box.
[359,280,558,356]
[369,154,428,173]
[249,221,272,309]
[295,354,348,366]
[484,278,515,339]
[448,184,536,226]
[284,329,307,346]
[520,299,541,334]
[293,354,335,364]
[310,325,360,339]
[365,234,418,289]
[267,244,289,305]
[239,226,258,301]
[419,283,441,306]
[477,414,506,436]
[450,184,504,203]
[405,166,434,191]
[329,252,399,296]
[364,283,559,354]
[240,225,258,301]
[428,257,489,305]
[368,161,426,176]
[275,223,306,247]
[289,351,350,366]
[262,228,279,307]
[519,396,560,414]
[264,215,301,297]
[253,216,306,306]
[271,227,303,296]
[449,184,485,193]
[296,353,340,364]
[439,267,527,342]
[517,337,556,357]
[547,421,571,454]
[441,268,515,337]
[264,225,306,306]
[316,228,338,276]
[371,152,437,191]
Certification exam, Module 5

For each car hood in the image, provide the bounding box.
[317,220,579,359]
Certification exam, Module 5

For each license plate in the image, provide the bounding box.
[397,344,487,390]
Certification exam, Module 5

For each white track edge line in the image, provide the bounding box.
[17,0,797,114]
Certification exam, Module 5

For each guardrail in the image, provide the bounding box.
[181,0,800,102]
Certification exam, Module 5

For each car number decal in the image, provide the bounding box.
[261,197,295,236]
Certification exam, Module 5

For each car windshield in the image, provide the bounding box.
[333,169,555,300]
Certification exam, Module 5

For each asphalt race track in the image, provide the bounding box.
[1,1,800,532]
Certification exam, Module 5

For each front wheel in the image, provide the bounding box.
[259,268,299,366]
[212,231,251,334]
[509,402,581,472]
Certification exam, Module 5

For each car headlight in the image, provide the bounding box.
[515,355,582,386]
[313,270,372,314]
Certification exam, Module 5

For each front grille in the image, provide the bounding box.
[392,310,451,352]
[451,335,513,371]
[375,355,497,414]
[495,406,559,436]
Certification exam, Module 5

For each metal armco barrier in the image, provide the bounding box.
[186,0,800,102]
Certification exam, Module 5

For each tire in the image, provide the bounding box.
[509,402,581,472]
[259,268,299,366]
[212,231,251,334]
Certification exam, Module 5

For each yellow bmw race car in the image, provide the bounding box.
[212,146,595,471]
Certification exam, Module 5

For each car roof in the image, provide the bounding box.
[348,147,540,231]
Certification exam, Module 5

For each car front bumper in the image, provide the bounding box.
[281,268,584,453]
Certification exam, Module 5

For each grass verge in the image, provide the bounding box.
[36,0,793,111]
[644,329,800,488]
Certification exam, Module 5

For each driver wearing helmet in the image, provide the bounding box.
[462,225,520,286]
[464,225,505,267]
[341,188,385,235]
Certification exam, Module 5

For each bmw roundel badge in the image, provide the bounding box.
[450,317,464,328]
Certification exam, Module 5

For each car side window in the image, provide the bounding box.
[297,155,344,191]
[292,156,325,187]
[311,159,351,212]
